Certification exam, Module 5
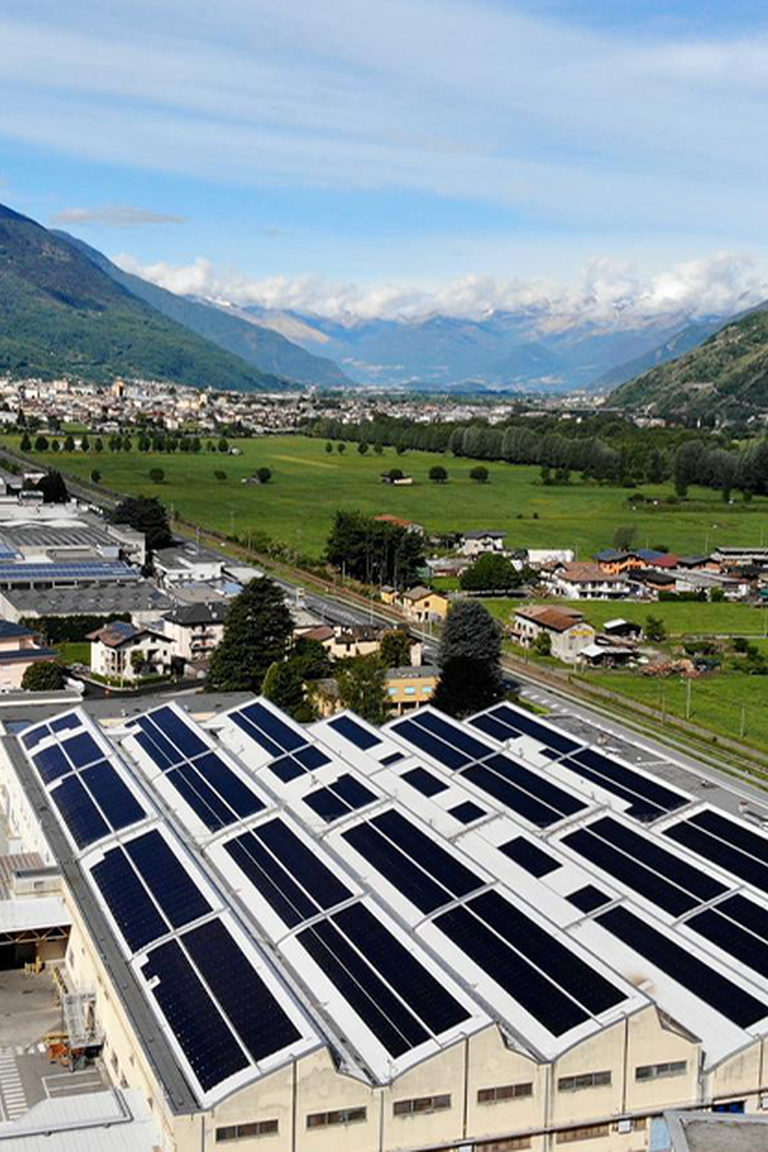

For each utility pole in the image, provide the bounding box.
[685,677,692,720]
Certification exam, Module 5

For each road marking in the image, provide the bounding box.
[0,1050,27,1119]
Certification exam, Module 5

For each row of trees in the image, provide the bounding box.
[21,433,232,455]
[325,511,425,589]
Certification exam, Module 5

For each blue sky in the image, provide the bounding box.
[2,0,768,321]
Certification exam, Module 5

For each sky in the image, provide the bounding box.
[2,0,768,323]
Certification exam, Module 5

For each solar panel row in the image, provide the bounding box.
[665,810,768,894]
[304,773,377,823]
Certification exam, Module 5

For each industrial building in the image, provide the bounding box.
[2,693,768,1151]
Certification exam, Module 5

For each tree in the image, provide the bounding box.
[20,433,31,452]
[22,662,66,691]
[395,443,407,456]
[336,442,346,454]
[94,438,104,453]
[208,577,294,692]
[218,437,229,453]
[90,469,101,484]
[470,465,489,484]
[533,631,552,656]
[378,630,413,668]
[36,470,68,504]
[292,636,332,681]
[50,439,60,453]
[433,600,504,717]
[262,659,315,721]
[81,435,90,452]
[123,437,133,452]
[33,435,48,452]
[63,434,75,452]
[325,441,334,454]
[337,655,388,725]
[429,465,448,483]
[110,495,172,553]
[149,467,165,484]
[326,510,425,587]
[358,441,369,455]
[613,525,637,551]
[645,614,667,643]
[373,443,384,456]
[256,467,272,484]
[385,467,404,481]
[460,553,521,592]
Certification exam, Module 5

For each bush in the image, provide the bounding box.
[21,662,67,691]
[214,469,227,481]
[149,467,165,484]
[460,553,521,592]
[470,465,489,483]
[90,469,101,484]
[429,465,448,483]
[256,467,272,484]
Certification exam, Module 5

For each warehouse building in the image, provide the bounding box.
[2,694,768,1150]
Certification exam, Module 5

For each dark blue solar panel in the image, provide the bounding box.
[587,817,725,902]
[167,763,234,831]
[343,822,451,913]
[402,767,448,797]
[22,724,49,750]
[294,744,330,770]
[688,903,768,979]
[462,763,563,827]
[381,751,404,765]
[151,707,207,758]
[333,774,376,808]
[474,705,580,754]
[482,753,586,818]
[239,702,305,752]
[568,885,611,913]
[91,847,168,952]
[230,711,282,758]
[450,801,485,824]
[436,903,589,1036]
[568,748,686,819]
[302,787,347,823]
[373,809,483,898]
[391,719,470,769]
[598,905,768,1028]
[304,774,377,824]
[143,940,248,1091]
[33,743,71,784]
[183,918,301,1061]
[224,834,317,927]
[253,818,352,909]
[192,752,264,818]
[81,761,145,832]
[665,813,768,893]
[411,711,493,760]
[133,721,179,770]
[50,714,81,734]
[61,731,102,768]
[52,776,110,849]
[268,755,306,783]
[499,837,560,878]
[126,831,211,928]
[299,917,430,1057]
[329,714,381,749]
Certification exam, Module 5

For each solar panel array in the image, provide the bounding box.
[23,694,768,1103]
[0,559,140,583]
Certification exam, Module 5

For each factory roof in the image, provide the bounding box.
[8,692,768,1113]
[1,582,172,617]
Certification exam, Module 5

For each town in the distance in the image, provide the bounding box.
[4,6,768,1147]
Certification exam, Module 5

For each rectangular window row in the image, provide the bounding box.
[306,1107,367,1129]
[636,1060,687,1081]
[556,1124,610,1143]
[478,1082,533,1104]
[393,1094,451,1116]
[215,1121,278,1142]
[558,1071,611,1093]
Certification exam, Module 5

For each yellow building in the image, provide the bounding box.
[384,665,439,714]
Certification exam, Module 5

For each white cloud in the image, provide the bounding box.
[51,205,185,226]
[113,250,768,326]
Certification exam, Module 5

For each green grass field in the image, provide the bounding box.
[7,434,768,560]
[485,597,768,636]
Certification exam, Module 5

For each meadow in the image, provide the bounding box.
[485,597,768,637]
[7,434,768,561]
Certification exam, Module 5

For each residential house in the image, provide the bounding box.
[545,561,635,600]
[384,665,439,715]
[712,547,768,569]
[0,621,58,691]
[88,621,173,683]
[513,605,596,663]
[162,602,229,665]
[459,530,507,558]
[399,586,450,623]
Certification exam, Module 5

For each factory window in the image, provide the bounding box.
[557,1071,611,1093]
[556,1124,610,1143]
[635,1061,687,1082]
[478,1082,533,1104]
[306,1107,367,1129]
[216,1120,279,1141]
[393,1094,451,1117]
[478,1138,531,1151]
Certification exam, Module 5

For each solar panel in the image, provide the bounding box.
[381,751,404,765]
[450,800,486,824]
[597,906,768,1028]
[371,810,483,898]
[126,831,211,928]
[343,821,452,913]
[688,904,768,979]
[462,763,564,827]
[61,731,102,769]
[470,890,625,1015]
[80,761,145,832]
[562,827,701,917]
[252,819,352,910]
[294,744,330,770]
[472,705,580,755]
[390,718,470,770]
[183,919,301,1061]
[91,847,168,952]
[231,711,282,758]
[665,813,768,894]
[22,723,49,750]
[499,837,561,878]
[51,776,110,849]
[268,755,306,783]
[237,701,306,752]
[191,752,264,819]
[143,939,249,1091]
[304,774,376,823]
[167,763,234,832]
[436,903,589,1036]
[225,833,318,927]
[482,753,586,818]
[566,748,686,821]
[409,711,493,761]
[33,743,71,784]
[150,707,207,759]
[50,714,81,734]
[329,714,381,749]
[402,767,448,797]
[568,885,611,914]
[584,817,725,901]
[132,720,181,770]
